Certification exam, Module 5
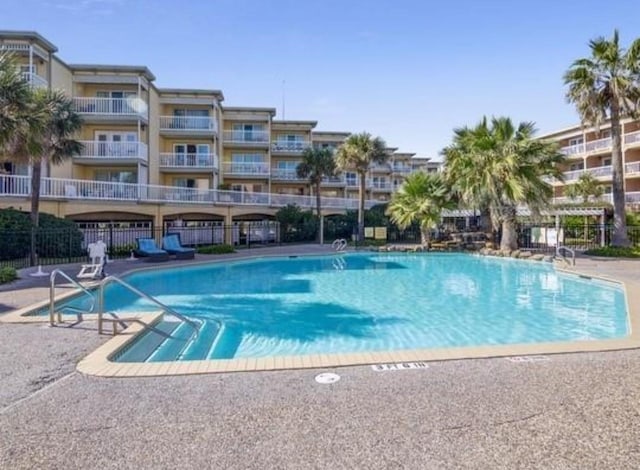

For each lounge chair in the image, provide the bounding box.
[162,233,195,260]
[135,238,170,262]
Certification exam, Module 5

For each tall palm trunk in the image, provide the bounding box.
[499,206,518,251]
[315,180,323,244]
[420,224,431,247]
[357,170,366,241]
[610,105,630,247]
[30,159,42,266]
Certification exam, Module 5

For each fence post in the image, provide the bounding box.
[600,214,606,247]
[68,229,72,263]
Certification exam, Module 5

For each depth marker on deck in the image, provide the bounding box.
[371,362,429,372]
[506,356,550,363]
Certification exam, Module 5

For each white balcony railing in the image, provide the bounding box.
[368,180,393,190]
[392,166,412,174]
[77,141,148,161]
[159,153,218,169]
[21,72,47,88]
[222,162,270,176]
[626,191,640,203]
[624,131,640,145]
[585,137,611,153]
[159,116,217,133]
[73,97,147,118]
[271,141,311,153]
[270,169,305,181]
[625,161,640,174]
[560,143,585,156]
[321,176,346,185]
[370,164,392,173]
[222,130,270,144]
[0,174,380,210]
[553,194,613,205]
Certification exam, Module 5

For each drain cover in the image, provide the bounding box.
[315,373,340,384]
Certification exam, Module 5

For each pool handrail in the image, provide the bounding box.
[97,275,200,336]
[556,245,576,266]
[49,269,96,326]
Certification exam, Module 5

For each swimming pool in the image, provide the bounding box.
[63,253,628,363]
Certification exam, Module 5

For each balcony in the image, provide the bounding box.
[159,116,217,136]
[321,176,346,187]
[370,164,392,173]
[625,161,640,176]
[222,162,270,177]
[585,137,611,154]
[159,153,218,172]
[368,180,393,191]
[271,141,311,154]
[625,131,640,146]
[223,130,270,147]
[271,169,305,181]
[75,141,148,164]
[73,97,148,122]
[392,166,413,175]
[21,72,47,89]
[560,143,585,156]
[626,191,640,204]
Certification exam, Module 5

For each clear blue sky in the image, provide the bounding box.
[4,0,640,159]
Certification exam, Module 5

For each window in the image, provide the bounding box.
[345,172,357,186]
[95,131,138,157]
[603,157,612,167]
[230,153,267,174]
[94,170,137,184]
[570,162,584,171]
[172,109,210,129]
[232,123,266,142]
[569,137,584,146]
[96,90,136,113]
[173,143,211,166]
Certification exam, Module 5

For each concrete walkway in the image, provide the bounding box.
[1,249,639,469]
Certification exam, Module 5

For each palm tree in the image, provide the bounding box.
[296,147,337,243]
[386,171,454,247]
[564,172,604,204]
[334,132,387,241]
[441,117,564,251]
[564,30,640,247]
[0,52,44,160]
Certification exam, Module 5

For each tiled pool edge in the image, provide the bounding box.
[3,254,638,377]
[74,266,640,378]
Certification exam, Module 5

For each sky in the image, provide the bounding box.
[3,0,640,159]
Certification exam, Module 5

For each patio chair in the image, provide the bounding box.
[78,240,107,279]
[162,233,195,260]
[135,238,170,262]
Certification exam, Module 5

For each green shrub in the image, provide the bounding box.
[197,244,235,255]
[585,246,640,258]
[0,266,18,284]
[0,209,84,261]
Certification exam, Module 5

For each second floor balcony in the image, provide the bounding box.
[159,152,218,171]
[159,116,218,135]
[21,71,47,89]
[222,162,270,177]
[73,97,148,122]
[76,140,148,164]
[271,169,305,181]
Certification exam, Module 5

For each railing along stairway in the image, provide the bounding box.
[49,271,199,338]
[555,245,576,267]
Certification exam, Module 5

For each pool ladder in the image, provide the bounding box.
[332,238,347,252]
[556,245,576,267]
[49,270,199,337]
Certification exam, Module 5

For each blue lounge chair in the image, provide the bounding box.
[136,238,170,262]
[162,233,195,260]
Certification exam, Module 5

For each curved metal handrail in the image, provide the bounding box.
[98,275,200,335]
[332,238,347,252]
[556,245,576,266]
[50,269,96,326]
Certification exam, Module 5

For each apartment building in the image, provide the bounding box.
[541,121,640,209]
[0,30,437,230]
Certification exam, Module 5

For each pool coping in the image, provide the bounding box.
[3,253,640,377]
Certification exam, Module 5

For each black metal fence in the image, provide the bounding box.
[2,222,639,270]
[0,222,281,269]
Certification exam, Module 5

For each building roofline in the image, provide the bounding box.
[272,120,318,127]
[68,64,156,81]
[158,88,224,100]
[0,30,58,52]
[311,131,352,136]
[222,106,277,116]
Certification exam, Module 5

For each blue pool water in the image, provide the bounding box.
[60,253,628,361]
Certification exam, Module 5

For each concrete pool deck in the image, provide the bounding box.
[1,247,640,468]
